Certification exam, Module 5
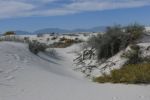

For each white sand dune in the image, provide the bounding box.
[0,42,150,100]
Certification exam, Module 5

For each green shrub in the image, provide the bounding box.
[93,64,150,84]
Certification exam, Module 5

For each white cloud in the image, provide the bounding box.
[0,1,36,18]
[0,0,150,19]
[65,1,150,11]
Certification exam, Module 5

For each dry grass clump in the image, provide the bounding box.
[94,64,150,84]
[51,38,82,48]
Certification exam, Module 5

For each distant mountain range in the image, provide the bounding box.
[14,26,107,35]
[5,26,150,35]
[34,26,106,34]
[14,30,31,35]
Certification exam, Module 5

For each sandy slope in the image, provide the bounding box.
[0,42,150,100]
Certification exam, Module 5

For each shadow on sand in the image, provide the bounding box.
[37,51,64,65]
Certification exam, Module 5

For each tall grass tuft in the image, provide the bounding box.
[93,64,150,84]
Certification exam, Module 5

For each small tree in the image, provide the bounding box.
[4,31,16,36]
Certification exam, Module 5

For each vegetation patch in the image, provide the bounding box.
[51,36,58,40]
[3,31,16,36]
[93,64,150,84]
[50,38,82,48]
[121,44,141,64]
[29,41,48,54]
[87,24,145,60]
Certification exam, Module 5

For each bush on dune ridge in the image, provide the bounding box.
[88,24,145,60]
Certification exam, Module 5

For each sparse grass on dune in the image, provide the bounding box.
[50,38,82,48]
[93,64,150,84]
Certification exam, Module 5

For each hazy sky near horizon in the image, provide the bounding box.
[0,0,150,32]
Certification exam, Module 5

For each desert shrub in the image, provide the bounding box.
[49,42,62,48]
[122,44,141,64]
[51,36,57,40]
[4,31,16,36]
[88,34,102,48]
[64,39,74,43]
[50,41,73,48]
[47,38,50,41]
[29,41,47,54]
[125,23,145,40]
[24,37,30,43]
[50,38,82,48]
[75,38,79,41]
[88,25,131,60]
[93,64,150,84]
[87,24,145,60]
[122,44,150,65]
[59,37,67,41]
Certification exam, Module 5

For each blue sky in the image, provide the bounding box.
[0,0,150,32]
